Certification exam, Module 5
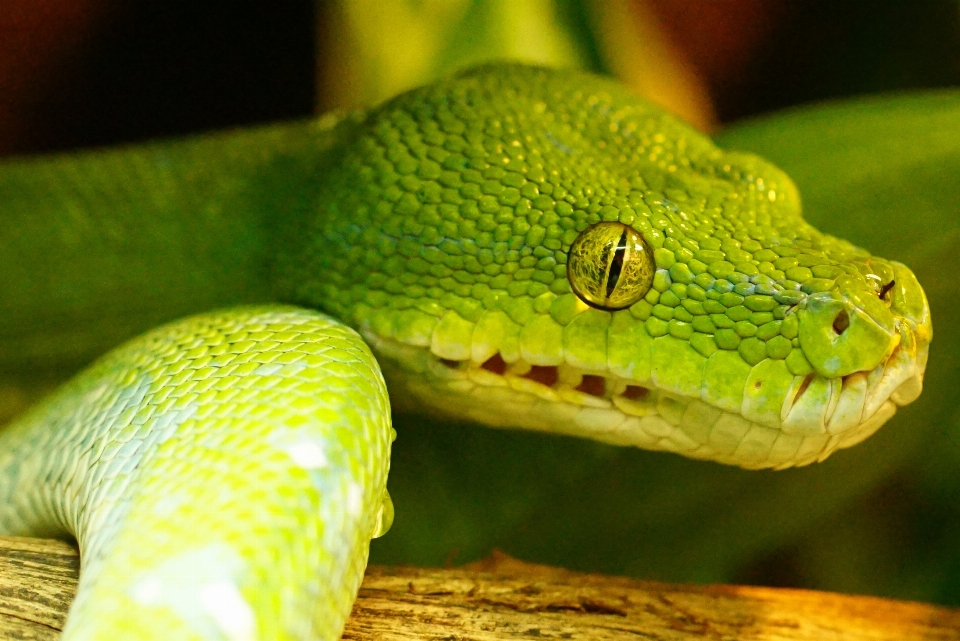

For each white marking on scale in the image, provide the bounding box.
[346,483,363,516]
[200,581,257,641]
[285,441,329,469]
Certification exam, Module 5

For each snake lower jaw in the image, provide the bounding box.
[825,330,929,452]
[364,324,927,470]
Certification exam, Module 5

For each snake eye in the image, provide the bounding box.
[567,222,655,311]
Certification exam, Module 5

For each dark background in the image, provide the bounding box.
[2,0,959,156]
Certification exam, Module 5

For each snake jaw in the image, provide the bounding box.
[357,216,931,471]
[356,250,931,471]
[840,260,932,437]
[356,274,929,471]
[367,329,778,469]
[362,270,930,471]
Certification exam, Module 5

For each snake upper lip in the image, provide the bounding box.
[868,320,926,410]
[376,303,927,448]
[431,336,923,417]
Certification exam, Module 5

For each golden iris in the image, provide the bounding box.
[567,222,655,310]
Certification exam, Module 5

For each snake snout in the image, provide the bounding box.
[889,261,933,341]
[797,259,931,380]
[795,259,930,444]
[887,261,932,407]
[797,289,897,380]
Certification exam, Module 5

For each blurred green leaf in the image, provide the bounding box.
[320,0,596,110]
[318,0,715,128]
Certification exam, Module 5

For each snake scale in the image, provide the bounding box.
[0,65,931,639]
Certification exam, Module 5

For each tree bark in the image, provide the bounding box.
[0,536,957,640]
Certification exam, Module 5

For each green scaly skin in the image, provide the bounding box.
[0,65,931,639]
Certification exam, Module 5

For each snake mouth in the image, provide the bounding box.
[442,353,664,420]
[367,329,673,434]
[362,309,928,470]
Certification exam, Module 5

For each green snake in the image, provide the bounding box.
[0,64,931,639]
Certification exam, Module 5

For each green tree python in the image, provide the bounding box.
[0,64,931,639]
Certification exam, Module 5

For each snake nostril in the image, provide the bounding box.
[833,309,850,335]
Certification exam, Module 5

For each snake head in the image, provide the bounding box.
[285,63,932,470]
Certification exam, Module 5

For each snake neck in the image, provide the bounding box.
[0,117,347,379]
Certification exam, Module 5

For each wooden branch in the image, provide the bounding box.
[1,537,958,640]
[0,538,78,641]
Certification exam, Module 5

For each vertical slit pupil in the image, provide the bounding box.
[606,230,628,299]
